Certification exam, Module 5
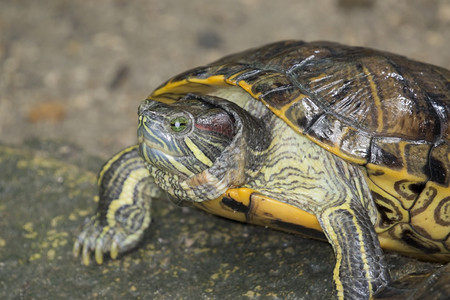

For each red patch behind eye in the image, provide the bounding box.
[195,111,235,138]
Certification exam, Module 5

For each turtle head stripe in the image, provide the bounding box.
[138,94,271,202]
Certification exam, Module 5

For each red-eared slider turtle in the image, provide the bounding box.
[74,41,450,299]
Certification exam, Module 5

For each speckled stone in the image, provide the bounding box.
[0,141,447,299]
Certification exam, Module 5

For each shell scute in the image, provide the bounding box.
[429,143,450,186]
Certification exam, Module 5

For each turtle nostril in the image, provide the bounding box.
[138,99,160,116]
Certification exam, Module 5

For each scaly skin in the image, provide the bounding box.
[73,145,162,265]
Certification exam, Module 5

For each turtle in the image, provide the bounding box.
[74,40,450,299]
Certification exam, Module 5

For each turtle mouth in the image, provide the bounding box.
[138,134,199,179]
[139,141,174,162]
[137,127,187,159]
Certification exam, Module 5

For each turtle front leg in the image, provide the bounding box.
[73,145,162,265]
[318,167,390,300]
[320,204,390,299]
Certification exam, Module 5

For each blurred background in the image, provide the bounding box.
[1,0,449,158]
[1,1,449,298]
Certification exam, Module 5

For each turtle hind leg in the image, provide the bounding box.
[373,263,450,300]
[73,145,161,265]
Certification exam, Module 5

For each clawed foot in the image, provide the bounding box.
[73,214,146,266]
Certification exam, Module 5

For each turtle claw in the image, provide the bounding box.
[73,240,81,258]
[110,240,119,260]
[95,242,104,265]
[82,241,91,266]
[73,238,92,266]
[74,212,150,265]
[73,214,119,265]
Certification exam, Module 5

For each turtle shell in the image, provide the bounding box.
[150,41,450,259]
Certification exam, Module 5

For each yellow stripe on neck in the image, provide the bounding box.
[185,137,214,167]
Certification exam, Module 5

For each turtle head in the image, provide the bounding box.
[137,94,270,203]
[138,96,236,178]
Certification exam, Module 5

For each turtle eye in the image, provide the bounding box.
[170,116,189,132]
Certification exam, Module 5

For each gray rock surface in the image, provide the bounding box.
[0,141,446,299]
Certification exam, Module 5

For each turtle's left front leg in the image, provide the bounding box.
[320,202,390,299]
[73,145,163,265]
[318,162,390,300]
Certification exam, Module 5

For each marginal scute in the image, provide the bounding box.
[306,113,370,161]
[429,143,450,186]
[226,68,262,82]
[435,196,450,226]
[427,91,450,141]
[369,138,406,171]
[284,95,323,132]
[404,143,432,178]
[394,180,422,201]
[408,184,450,242]
[169,66,212,84]
[215,64,250,78]
[372,191,408,229]
[398,226,442,254]
[410,186,438,216]
[260,85,299,110]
